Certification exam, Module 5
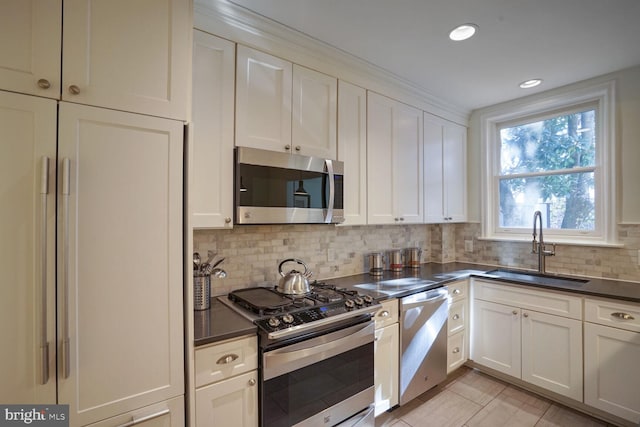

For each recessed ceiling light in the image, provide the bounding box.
[449,24,478,41]
[519,79,543,89]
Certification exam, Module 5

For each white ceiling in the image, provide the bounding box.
[228,0,640,112]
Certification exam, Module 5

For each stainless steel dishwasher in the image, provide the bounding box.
[399,287,449,405]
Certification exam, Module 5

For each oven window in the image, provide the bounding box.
[238,164,342,209]
[262,342,373,427]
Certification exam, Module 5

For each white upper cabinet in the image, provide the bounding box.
[423,112,467,223]
[236,45,338,159]
[236,46,292,152]
[0,0,61,98]
[292,65,337,159]
[367,92,423,224]
[190,30,235,229]
[337,80,367,225]
[62,0,190,120]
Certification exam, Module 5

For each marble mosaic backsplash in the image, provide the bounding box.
[194,223,640,296]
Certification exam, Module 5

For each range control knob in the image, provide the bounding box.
[354,297,364,306]
[268,317,280,328]
[282,314,294,324]
[363,295,374,304]
[344,300,355,310]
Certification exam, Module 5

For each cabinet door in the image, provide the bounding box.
[195,371,258,427]
[366,92,395,224]
[191,30,235,229]
[447,330,466,374]
[0,91,57,404]
[0,0,61,98]
[423,113,467,223]
[584,323,640,424]
[292,65,337,159]
[521,311,583,401]
[423,114,444,223]
[337,80,367,225]
[471,299,521,377]
[62,0,190,119]
[57,103,184,426]
[374,323,399,416]
[393,102,423,223]
[236,45,292,152]
[442,123,467,222]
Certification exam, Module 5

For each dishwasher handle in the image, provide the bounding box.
[401,288,448,310]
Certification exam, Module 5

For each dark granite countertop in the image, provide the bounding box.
[194,262,640,347]
[194,298,256,347]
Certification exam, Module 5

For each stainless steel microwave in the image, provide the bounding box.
[234,147,345,224]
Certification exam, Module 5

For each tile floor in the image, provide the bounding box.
[375,367,616,427]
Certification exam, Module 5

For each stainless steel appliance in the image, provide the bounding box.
[399,287,449,405]
[220,282,381,427]
[235,147,345,224]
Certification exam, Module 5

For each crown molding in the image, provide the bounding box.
[194,0,470,125]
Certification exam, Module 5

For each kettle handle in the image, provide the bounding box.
[278,258,309,277]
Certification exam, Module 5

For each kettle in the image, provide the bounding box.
[277,258,312,295]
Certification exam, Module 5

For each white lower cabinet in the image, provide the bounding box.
[195,336,258,427]
[471,280,583,401]
[584,298,640,424]
[374,299,399,416]
[446,280,469,373]
[85,396,184,427]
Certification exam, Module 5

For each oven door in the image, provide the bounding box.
[261,321,375,427]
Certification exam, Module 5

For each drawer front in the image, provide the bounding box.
[85,396,184,427]
[448,299,465,335]
[195,335,258,388]
[447,330,466,373]
[375,298,399,329]
[446,280,468,302]
[473,279,582,320]
[585,298,640,333]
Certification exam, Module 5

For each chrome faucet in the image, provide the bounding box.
[532,210,556,273]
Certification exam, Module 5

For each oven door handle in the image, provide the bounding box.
[263,321,374,381]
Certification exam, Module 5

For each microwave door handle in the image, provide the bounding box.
[325,159,334,223]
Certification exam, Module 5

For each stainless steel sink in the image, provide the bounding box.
[485,269,588,287]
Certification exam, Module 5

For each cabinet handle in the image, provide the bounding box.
[61,158,71,379]
[224,217,231,224]
[611,312,635,320]
[216,354,239,365]
[68,85,81,95]
[248,378,256,386]
[37,78,51,89]
[117,409,170,427]
[295,145,301,151]
[400,217,405,221]
[284,144,291,151]
[452,347,460,354]
[453,314,460,320]
[39,157,50,385]
[512,310,518,315]
[523,313,529,318]
[453,289,461,295]
[378,310,390,317]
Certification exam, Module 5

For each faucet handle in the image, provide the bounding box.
[532,238,538,254]
[543,243,556,256]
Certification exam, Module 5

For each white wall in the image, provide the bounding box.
[467,65,640,224]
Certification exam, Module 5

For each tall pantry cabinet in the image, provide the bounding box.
[0,1,189,426]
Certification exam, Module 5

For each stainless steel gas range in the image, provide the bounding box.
[220,282,381,427]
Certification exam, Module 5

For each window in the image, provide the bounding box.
[481,81,616,245]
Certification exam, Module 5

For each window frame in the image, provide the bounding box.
[480,80,617,245]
